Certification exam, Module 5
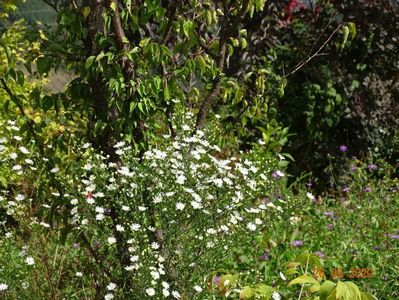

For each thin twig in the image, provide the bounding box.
[284,24,342,78]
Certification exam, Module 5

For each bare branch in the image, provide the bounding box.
[285,24,342,78]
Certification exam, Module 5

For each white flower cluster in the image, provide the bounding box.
[0,119,285,298]
[60,128,284,298]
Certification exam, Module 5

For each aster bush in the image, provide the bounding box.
[0,116,289,299]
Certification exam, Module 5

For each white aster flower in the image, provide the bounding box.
[122,205,130,211]
[206,228,217,235]
[104,293,114,300]
[193,285,203,292]
[162,289,170,297]
[108,237,117,245]
[191,201,202,209]
[146,288,156,296]
[306,192,315,200]
[96,214,105,221]
[176,202,185,210]
[0,283,8,291]
[161,281,170,289]
[176,175,186,185]
[15,194,25,201]
[151,242,160,250]
[131,223,141,231]
[130,255,139,262]
[246,222,256,231]
[25,256,35,265]
[40,222,50,228]
[107,282,117,291]
[19,146,29,154]
[172,290,181,299]
[272,292,281,300]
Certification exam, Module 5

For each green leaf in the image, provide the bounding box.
[295,253,323,268]
[42,95,54,112]
[139,38,150,48]
[129,101,136,113]
[205,10,212,26]
[319,280,336,300]
[183,20,194,38]
[197,56,206,74]
[255,285,274,299]
[85,56,96,70]
[96,52,105,61]
[163,85,170,100]
[37,57,52,75]
[286,268,299,276]
[336,281,361,300]
[218,274,239,291]
[0,176,7,187]
[240,37,248,50]
[288,275,319,286]
[16,70,24,86]
[347,22,356,39]
[138,102,144,113]
[240,286,255,299]
[228,44,234,56]
[82,6,91,19]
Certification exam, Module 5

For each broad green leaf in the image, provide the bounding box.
[37,57,52,75]
[183,20,194,38]
[240,37,248,50]
[139,38,150,48]
[205,10,212,26]
[288,275,319,286]
[85,56,96,70]
[42,95,54,112]
[336,281,361,300]
[82,6,91,19]
[285,268,299,276]
[255,285,274,299]
[0,176,7,187]
[310,283,321,293]
[240,286,255,299]
[295,253,322,268]
[129,101,136,113]
[319,280,336,300]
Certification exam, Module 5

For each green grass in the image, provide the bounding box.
[218,160,399,299]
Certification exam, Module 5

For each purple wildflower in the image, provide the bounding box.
[306,181,312,188]
[339,145,348,152]
[364,187,372,193]
[272,170,284,179]
[260,250,269,261]
[350,165,357,172]
[213,275,220,285]
[342,186,350,193]
[388,234,399,239]
[324,211,335,218]
[368,164,378,171]
[327,223,334,231]
[314,251,325,258]
[291,240,303,247]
